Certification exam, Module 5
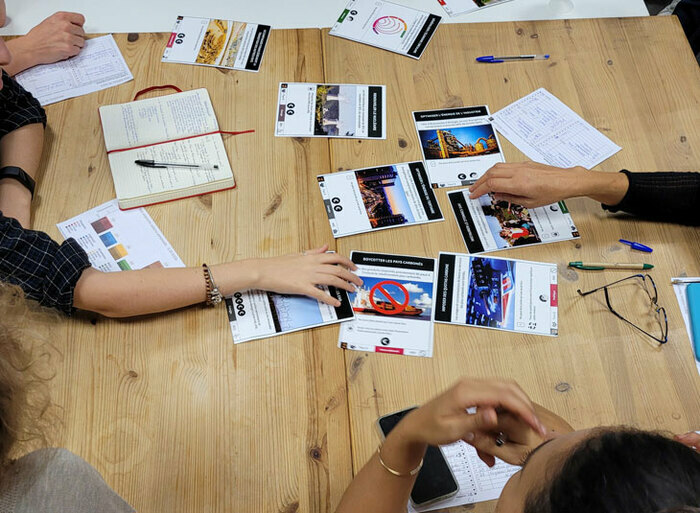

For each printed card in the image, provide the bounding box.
[435,252,558,336]
[317,161,443,237]
[276,82,386,139]
[56,200,184,272]
[162,16,270,72]
[437,0,514,17]
[339,252,436,357]
[329,0,442,60]
[448,190,579,253]
[413,106,505,188]
[226,287,354,344]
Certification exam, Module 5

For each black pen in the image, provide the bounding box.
[134,159,219,169]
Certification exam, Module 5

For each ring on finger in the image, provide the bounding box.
[495,432,507,447]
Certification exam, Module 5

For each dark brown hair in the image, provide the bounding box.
[524,428,700,513]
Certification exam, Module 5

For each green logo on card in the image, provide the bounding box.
[558,201,569,214]
[337,9,350,23]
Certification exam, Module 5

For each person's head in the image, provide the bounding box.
[496,427,700,513]
[0,283,53,471]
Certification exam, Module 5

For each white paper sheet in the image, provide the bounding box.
[672,279,700,377]
[15,35,133,106]
[437,0,514,17]
[409,440,519,512]
[490,88,621,169]
[57,200,184,272]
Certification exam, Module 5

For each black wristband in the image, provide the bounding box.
[0,166,35,199]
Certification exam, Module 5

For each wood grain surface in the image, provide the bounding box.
[323,16,700,513]
[28,16,700,513]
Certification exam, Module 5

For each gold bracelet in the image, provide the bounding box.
[377,446,423,477]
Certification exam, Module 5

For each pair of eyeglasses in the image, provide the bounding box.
[577,274,668,345]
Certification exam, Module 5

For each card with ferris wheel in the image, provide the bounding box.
[329,0,442,59]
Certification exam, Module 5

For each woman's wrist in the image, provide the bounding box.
[381,422,427,476]
[3,39,38,76]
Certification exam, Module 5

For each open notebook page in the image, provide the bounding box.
[99,88,220,151]
[107,133,233,203]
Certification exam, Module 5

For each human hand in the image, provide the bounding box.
[5,12,85,75]
[674,431,700,450]
[468,162,587,208]
[250,244,362,306]
[467,402,573,466]
[394,378,546,451]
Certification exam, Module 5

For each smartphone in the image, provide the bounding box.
[377,407,459,507]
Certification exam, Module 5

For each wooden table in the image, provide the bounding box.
[34,17,700,513]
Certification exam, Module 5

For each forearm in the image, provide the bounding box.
[0,123,44,227]
[571,168,629,206]
[336,424,426,513]
[72,260,261,318]
[602,171,700,225]
[3,38,42,76]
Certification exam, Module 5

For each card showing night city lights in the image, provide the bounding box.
[317,161,444,238]
[329,0,442,59]
[413,106,506,188]
[275,82,386,139]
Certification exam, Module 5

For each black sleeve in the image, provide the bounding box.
[0,71,46,137]
[0,213,92,315]
[602,170,700,225]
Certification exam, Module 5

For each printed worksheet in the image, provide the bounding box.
[329,0,442,59]
[162,16,270,72]
[339,252,436,357]
[413,106,504,188]
[56,200,184,272]
[448,190,579,253]
[276,82,386,139]
[317,161,443,237]
[490,88,622,169]
[226,287,354,344]
[436,0,514,17]
[435,252,558,336]
[15,35,133,106]
[409,440,519,512]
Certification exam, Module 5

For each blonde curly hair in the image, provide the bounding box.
[0,282,56,471]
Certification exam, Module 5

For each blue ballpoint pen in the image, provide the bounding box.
[476,54,550,63]
[619,239,653,253]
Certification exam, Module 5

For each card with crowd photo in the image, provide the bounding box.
[317,161,443,238]
[436,0,514,17]
[275,82,386,139]
[339,252,436,358]
[448,190,580,254]
[226,286,354,344]
[434,252,558,336]
[413,106,505,188]
[329,0,442,59]
[162,16,270,72]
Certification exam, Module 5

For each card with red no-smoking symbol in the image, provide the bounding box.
[339,251,436,357]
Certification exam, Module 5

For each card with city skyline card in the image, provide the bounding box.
[448,189,579,254]
[317,161,443,237]
[329,0,442,60]
[436,0,514,17]
[413,106,505,188]
[339,252,436,357]
[275,82,386,139]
